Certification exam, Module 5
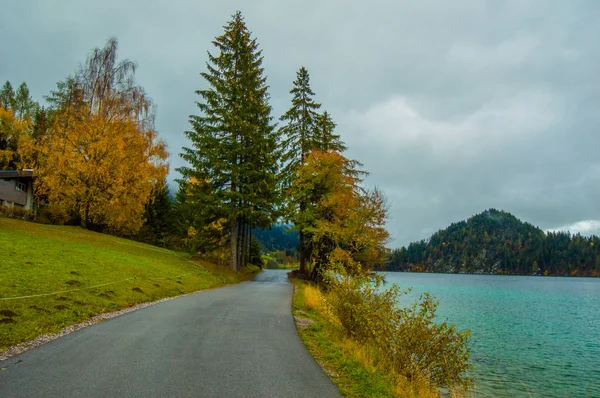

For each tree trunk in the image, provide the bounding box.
[240,220,245,268]
[248,227,253,267]
[242,221,248,268]
[81,197,91,229]
[236,217,243,270]
[298,196,308,273]
[244,225,252,265]
[230,216,238,271]
[238,218,245,269]
[299,231,306,273]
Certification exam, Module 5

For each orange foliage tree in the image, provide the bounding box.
[21,38,168,234]
[293,150,389,279]
[0,106,31,169]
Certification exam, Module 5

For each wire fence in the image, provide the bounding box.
[0,271,202,301]
[1,240,212,301]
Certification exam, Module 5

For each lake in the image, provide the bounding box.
[383,272,600,397]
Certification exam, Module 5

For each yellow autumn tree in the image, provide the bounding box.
[293,150,389,279]
[22,38,168,234]
[0,106,31,169]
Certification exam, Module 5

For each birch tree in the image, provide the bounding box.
[23,38,168,234]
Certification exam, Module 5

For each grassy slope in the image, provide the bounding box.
[0,217,256,351]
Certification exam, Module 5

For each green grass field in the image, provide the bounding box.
[0,217,257,351]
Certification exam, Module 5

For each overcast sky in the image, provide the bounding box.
[2,0,599,246]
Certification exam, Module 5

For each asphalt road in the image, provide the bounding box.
[0,270,340,397]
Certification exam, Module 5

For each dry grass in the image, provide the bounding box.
[303,284,324,310]
[335,328,440,398]
[291,278,442,397]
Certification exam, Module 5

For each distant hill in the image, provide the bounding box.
[383,209,600,277]
[253,224,299,254]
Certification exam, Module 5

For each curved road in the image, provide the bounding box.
[0,270,340,397]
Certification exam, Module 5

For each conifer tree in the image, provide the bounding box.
[14,82,36,119]
[279,67,321,181]
[137,179,173,246]
[314,110,346,152]
[0,81,15,111]
[179,11,278,270]
[279,67,323,272]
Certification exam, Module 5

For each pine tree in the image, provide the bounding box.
[179,11,278,270]
[279,67,323,273]
[279,69,353,273]
[279,67,321,181]
[314,111,346,152]
[14,82,36,119]
[0,81,15,111]
[138,180,173,246]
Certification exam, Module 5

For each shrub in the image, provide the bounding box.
[324,274,400,343]
[0,204,34,221]
[37,202,70,225]
[249,236,264,268]
[0,204,12,217]
[303,284,323,311]
[246,264,261,273]
[323,272,473,391]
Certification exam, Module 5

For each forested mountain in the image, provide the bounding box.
[384,209,600,277]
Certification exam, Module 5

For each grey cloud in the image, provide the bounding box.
[1,0,599,246]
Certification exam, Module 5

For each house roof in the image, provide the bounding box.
[0,169,34,179]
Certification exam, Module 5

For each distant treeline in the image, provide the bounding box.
[253,224,299,255]
[382,209,600,277]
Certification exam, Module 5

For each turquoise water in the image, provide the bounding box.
[382,272,600,397]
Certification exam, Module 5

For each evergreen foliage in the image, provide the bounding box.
[0,81,16,111]
[314,111,346,152]
[278,67,322,272]
[384,209,600,276]
[279,66,321,181]
[136,180,173,247]
[14,82,37,119]
[253,224,299,252]
[248,235,264,267]
[279,67,348,273]
[178,11,279,270]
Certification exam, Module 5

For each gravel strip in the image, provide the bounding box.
[0,292,197,361]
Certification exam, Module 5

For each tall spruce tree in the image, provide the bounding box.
[178,11,278,270]
[279,67,321,178]
[279,67,322,273]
